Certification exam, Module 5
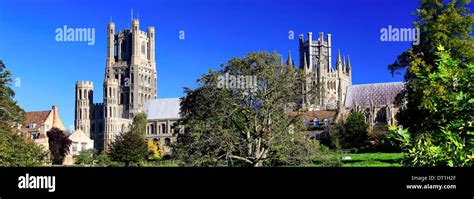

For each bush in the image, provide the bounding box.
[341,111,369,149]
[0,130,47,166]
[146,139,162,161]
[96,152,111,167]
[312,152,342,167]
[387,47,473,167]
[388,126,473,167]
[367,133,402,153]
[321,111,370,151]
[75,149,96,165]
[47,127,72,165]
[320,124,343,149]
[109,130,148,166]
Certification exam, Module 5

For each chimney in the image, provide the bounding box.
[52,105,60,128]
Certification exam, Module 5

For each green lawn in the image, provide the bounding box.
[309,152,403,167]
[342,160,402,167]
[338,153,403,161]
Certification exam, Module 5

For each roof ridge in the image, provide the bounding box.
[352,81,403,86]
[26,110,51,113]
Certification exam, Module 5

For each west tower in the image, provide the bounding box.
[298,32,352,111]
[75,18,157,150]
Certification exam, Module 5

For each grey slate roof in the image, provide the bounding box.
[344,82,404,108]
[145,98,181,120]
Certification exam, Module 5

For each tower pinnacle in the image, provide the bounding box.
[303,52,308,73]
[287,50,293,66]
[347,55,351,72]
[336,49,342,66]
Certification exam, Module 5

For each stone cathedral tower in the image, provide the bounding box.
[298,32,352,111]
[75,18,157,150]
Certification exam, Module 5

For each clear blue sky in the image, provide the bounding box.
[0,0,418,129]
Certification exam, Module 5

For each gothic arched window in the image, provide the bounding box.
[161,123,166,134]
[141,42,146,55]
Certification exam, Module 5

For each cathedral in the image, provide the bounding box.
[74,18,404,151]
[295,32,403,133]
[75,18,158,150]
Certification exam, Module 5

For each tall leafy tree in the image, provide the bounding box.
[174,51,320,167]
[389,0,473,134]
[0,60,46,166]
[47,127,72,165]
[0,60,24,129]
[387,0,473,166]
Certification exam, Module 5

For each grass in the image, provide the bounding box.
[343,161,402,167]
[309,152,403,167]
[341,152,402,167]
[144,160,179,167]
[338,153,403,161]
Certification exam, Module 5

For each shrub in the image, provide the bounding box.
[47,127,72,165]
[75,149,96,165]
[96,151,111,167]
[109,130,148,166]
[0,130,47,166]
[388,126,473,167]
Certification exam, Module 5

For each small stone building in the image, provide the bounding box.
[62,129,95,165]
[22,105,66,149]
[144,98,181,155]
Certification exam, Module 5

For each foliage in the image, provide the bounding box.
[367,133,402,153]
[96,151,112,167]
[0,60,25,125]
[130,112,147,138]
[109,130,148,166]
[387,0,473,167]
[389,0,474,134]
[0,130,47,166]
[388,126,473,167]
[174,51,320,167]
[317,153,343,167]
[320,124,343,149]
[109,113,149,166]
[322,111,370,150]
[146,139,163,160]
[47,128,72,165]
[341,111,370,149]
[269,137,320,166]
[74,149,96,165]
[0,60,47,166]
